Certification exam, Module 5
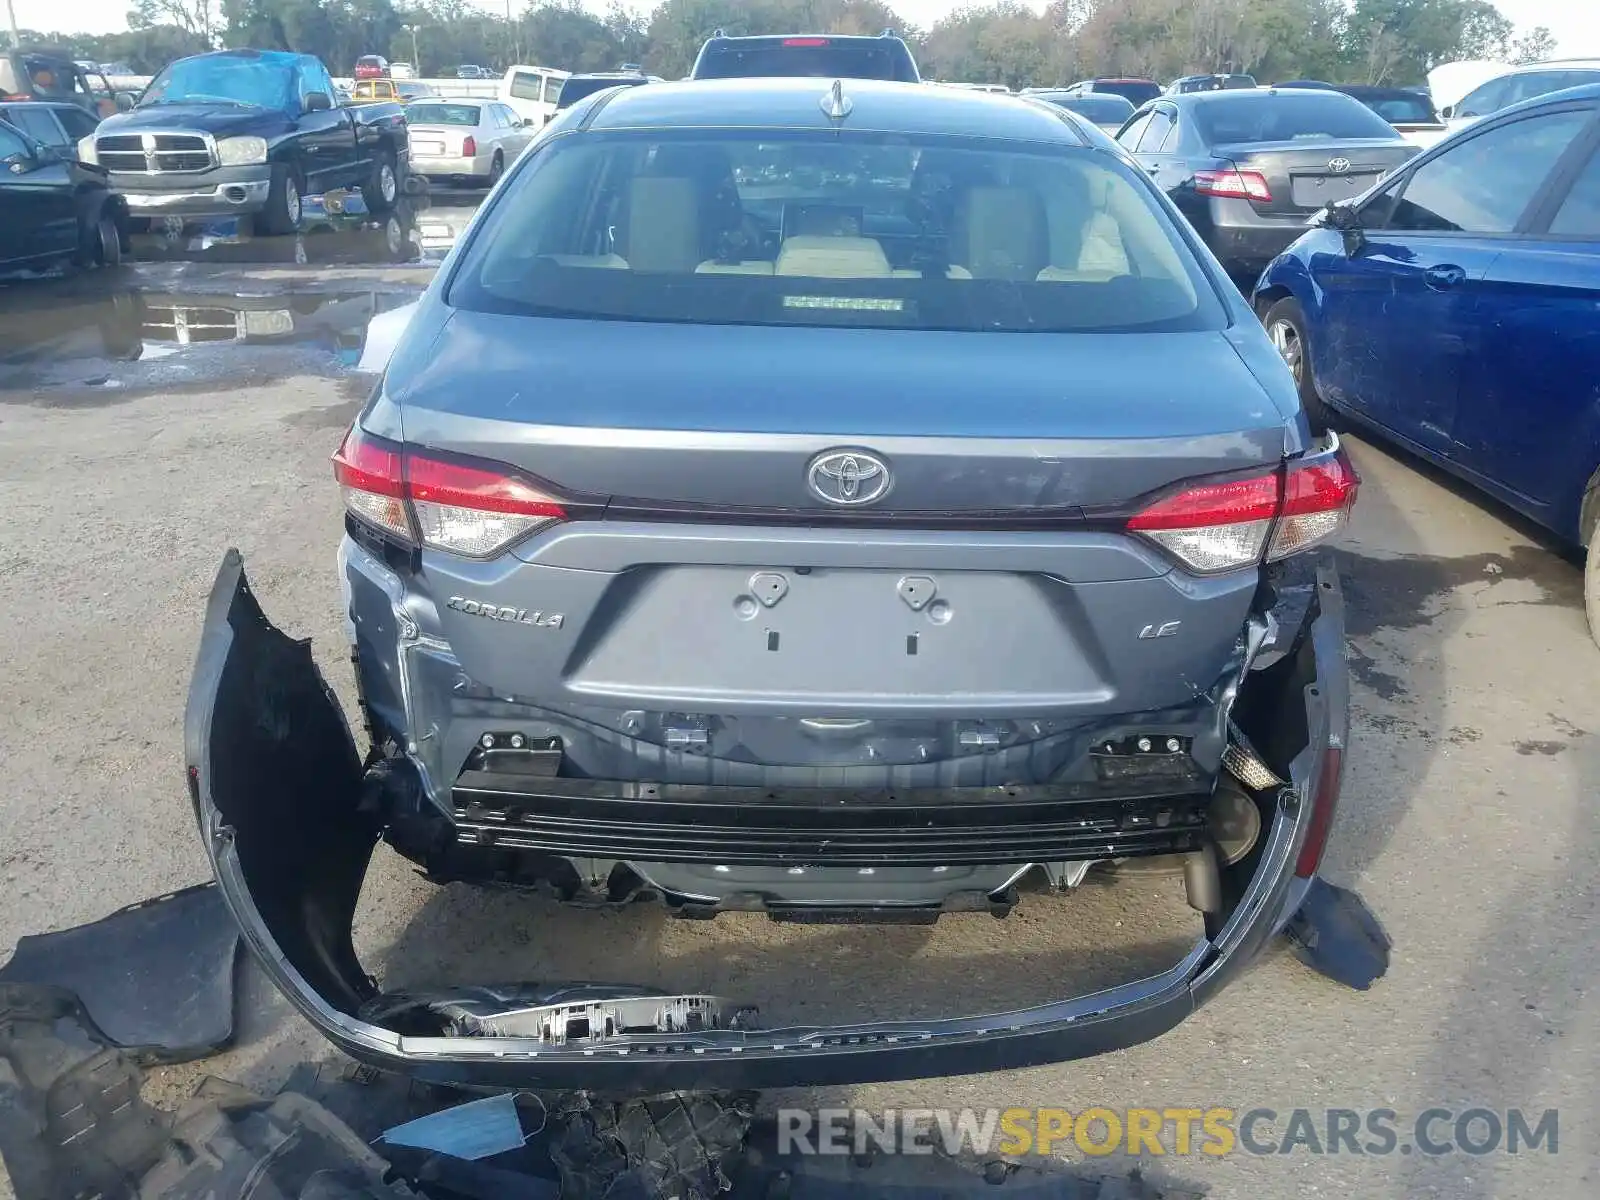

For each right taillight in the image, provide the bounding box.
[1194,168,1273,202]
[461,134,477,156]
[1268,449,1359,561]
[333,426,567,558]
[1128,440,1359,574]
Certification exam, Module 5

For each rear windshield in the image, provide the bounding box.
[1093,80,1162,106]
[357,57,384,67]
[1194,92,1398,144]
[13,56,81,99]
[1045,95,1135,124]
[1347,91,1437,123]
[450,129,1224,334]
[694,39,919,83]
[406,103,479,125]
[557,76,645,109]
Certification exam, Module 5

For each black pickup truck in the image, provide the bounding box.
[84,48,408,234]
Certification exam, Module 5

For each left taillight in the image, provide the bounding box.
[333,425,411,541]
[332,426,567,558]
[1127,440,1359,574]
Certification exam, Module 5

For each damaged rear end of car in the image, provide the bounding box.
[184,79,1360,1090]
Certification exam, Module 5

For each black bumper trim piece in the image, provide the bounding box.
[449,772,1211,866]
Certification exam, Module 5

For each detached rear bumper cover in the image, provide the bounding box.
[184,550,1348,1090]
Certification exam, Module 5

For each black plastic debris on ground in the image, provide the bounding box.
[0,984,173,1200]
[552,1092,759,1200]
[0,883,239,1062]
[140,1080,418,1200]
[1285,878,1393,991]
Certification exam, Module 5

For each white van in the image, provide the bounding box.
[499,64,571,124]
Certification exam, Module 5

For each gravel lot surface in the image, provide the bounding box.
[1,264,1595,1198]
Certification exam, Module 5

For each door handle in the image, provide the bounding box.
[1424,264,1467,290]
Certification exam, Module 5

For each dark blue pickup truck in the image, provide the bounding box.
[84,48,408,234]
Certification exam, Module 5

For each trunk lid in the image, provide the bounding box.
[1214,138,1416,214]
[372,312,1288,757]
[406,123,472,156]
[390,312,1289,514]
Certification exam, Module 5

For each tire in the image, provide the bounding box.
[75,204,122,268]
[486,151,504,188]
[1585,483,1600,650]
[362,151,399,212]
[259,163,304,236]
[1586,538,1600,651]
[94,211,123,268]
[1263,296,1333,434]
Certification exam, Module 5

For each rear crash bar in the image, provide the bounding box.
[184,550,1347,1091]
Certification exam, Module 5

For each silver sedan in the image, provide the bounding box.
[405,99,534,187]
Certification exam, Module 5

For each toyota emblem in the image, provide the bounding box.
[807,449,890,506]
[1327,157,1352,174]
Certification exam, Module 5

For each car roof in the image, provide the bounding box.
[0,99,84,110]
[1501,59,1600,74]
[580,77,1088,143]
[1160,86,1350,106]
[1489,79,1600,114]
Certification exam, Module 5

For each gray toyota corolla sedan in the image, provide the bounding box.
[188,77,1357,1090]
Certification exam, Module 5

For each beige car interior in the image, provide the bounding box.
[532,153,1197,297]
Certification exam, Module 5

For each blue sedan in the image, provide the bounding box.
[1254,83,1600,643]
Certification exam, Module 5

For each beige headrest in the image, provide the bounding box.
[627,176,700,273]
[775,235,893,278]
[950,187,1047,280]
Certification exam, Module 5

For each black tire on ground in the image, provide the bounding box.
[362,151,400,212]
[259,163,304,235]
[1263,296,1333,434]
[486,152,504,187]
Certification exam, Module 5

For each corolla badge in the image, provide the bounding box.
[448,596,563,628]
[1327,157,1352,174]
[807,449,891,506]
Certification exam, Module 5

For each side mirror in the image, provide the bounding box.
[305,91,333,111]
[1439,104,1455,119]
[1318,201,1366,253]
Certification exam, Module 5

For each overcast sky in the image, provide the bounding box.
[17,0,1599,59]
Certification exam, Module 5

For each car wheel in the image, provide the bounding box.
[1263,297,1333,434]
[363,152,399,212]
[260,164,304,236]
[1586,485,1600,650]
[487,152,504,187]
[95,211,124,267]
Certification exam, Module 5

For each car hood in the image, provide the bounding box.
[101,105,294,138]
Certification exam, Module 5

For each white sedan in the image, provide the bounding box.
[405,100,536,187]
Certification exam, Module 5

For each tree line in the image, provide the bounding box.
[10,0,1558,87]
